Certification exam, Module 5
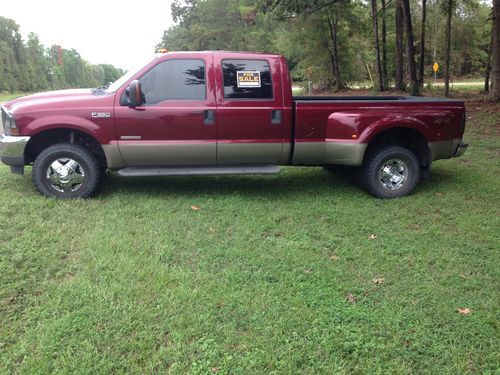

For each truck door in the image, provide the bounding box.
[114,55,216,166]
[213,55,286,164]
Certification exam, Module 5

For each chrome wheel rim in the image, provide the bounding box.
[46,158,85,193]
[378,159,408,190]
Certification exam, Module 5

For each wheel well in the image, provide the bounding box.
[24,128,107,169]
[364,127,430,167]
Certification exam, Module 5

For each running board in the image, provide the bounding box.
[117,165,281,177]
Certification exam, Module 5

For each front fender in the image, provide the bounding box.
[23,115,111,143]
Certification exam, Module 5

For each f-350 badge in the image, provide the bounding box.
[91,112,111,118]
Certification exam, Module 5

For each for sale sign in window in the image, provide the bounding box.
[237,71,261,88]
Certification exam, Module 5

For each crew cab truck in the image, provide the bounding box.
[0,51,467,199]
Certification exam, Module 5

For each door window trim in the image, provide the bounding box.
[220,58,275,102]
[121,58,208,106]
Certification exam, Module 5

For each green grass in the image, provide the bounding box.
[0,93,25,103]
[0,100,499,373]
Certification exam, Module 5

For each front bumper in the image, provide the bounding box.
[453,142,468,158]
[0,134,30,174]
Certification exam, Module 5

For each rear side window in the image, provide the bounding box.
[139,59,206,104]
[222,59,273,100]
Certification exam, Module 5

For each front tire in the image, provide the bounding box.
[32,143,100,198]
[360,145,420,199]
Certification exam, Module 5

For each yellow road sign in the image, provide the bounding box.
[433,62,439,72]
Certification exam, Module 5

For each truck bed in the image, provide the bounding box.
[293,95,458,102]
[290,95,466,166]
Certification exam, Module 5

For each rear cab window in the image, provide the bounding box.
[221,59,273,100]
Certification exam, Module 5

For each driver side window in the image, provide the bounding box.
[139,59,206,104]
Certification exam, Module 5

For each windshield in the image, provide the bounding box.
[105,56,158,93]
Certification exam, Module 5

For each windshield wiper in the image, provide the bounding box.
[92,82,111,94]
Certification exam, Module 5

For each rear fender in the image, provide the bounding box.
[357,116,433,143]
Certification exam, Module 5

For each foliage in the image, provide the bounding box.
[159,0,492,90]
[0,17,124,93]
[0,97,498,373]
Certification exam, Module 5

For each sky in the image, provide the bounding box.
[2,0,175,71]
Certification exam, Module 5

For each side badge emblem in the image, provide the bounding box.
[91,112,111,118]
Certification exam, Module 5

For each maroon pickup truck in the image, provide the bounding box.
[0,51,467,199]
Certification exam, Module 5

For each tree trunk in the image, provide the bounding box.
[444,0,453,97]
[332,18,343,89]
[395,0,405,91]
[328,50,337,88]
[401,0,419,95]
[381,0,388,90]
[371,0,385,91]
[326,14,343,90]
[419,0,427,85]
[491,0,500,100]
[485,19,493,92]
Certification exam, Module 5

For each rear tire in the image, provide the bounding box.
[32,143,100,198]
[359,145,419,199]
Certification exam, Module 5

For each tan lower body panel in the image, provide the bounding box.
[217,142,286,164]
[105,140,368,169]
[102,143,126,169]
[325,142,367,165]
[117,142,216,166]
[293,141,367,166]
[429,139,461,161]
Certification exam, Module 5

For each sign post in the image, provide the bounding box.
[433,62,439,83]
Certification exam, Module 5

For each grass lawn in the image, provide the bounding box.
[0,99,499,373]
[0,93,26,103]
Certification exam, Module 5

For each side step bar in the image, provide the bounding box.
[117,165,281,177]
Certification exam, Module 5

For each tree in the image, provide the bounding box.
[0,17,25,92]
[419,0,427,85]
[395,0,405,91]
[444,0,454,97]
[491,0,500,99]
[326,12,345,90]
[381,0,389,89]
[25,33,49,91]
[401,0,420,95]
[485,17,493,92]
[0,16,122,93]
[371,0,385,90]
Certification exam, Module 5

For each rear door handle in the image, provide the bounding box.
[271,110,282,125]
[204,110,215,125]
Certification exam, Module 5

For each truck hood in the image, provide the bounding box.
[5,89,110,113]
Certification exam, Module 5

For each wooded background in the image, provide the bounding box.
[158,0,499,98]
[0,17,124,93]
[1,0,499,99]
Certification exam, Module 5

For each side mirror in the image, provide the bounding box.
[127,80,143,107]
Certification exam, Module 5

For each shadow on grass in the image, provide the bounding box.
[95,166,465,199]
[97,167,358,199]
[5,164,466,200]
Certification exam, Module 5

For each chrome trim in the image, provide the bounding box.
[1,105,12,118]
[1,105,12,134]
[378,159,409,190]
[47,158,85,193]
[117,164,281,177]
[0,134,30,158]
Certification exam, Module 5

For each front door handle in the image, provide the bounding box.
[271,110,282,125]
[204,110,215,125]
